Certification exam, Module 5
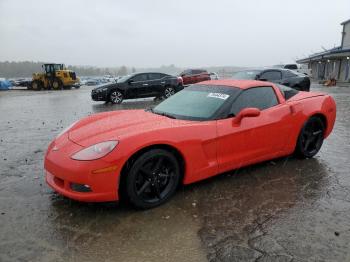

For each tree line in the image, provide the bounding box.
[0,61,135,78]
[0,61,245,79]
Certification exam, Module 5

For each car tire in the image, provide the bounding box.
[294,116,325,159]
[110,90,123,104]
[164,86,175,98]
[125,149,181,209]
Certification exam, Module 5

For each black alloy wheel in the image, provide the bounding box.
[164,87,175,98]
[295,117,325,158]
[126,149,180,209]
[110,90,123,104]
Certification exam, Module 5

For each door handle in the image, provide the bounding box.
[142,83,148,86]
[160,81,165,84]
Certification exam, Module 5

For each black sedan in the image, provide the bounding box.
[91,72,184,104]
[232,68,310,91]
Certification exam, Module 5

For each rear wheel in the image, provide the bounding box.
[295,117,325,158]
[164,86,175,98]
[125,149,181,209]
[31,80,42,91]
[110,90,123,104]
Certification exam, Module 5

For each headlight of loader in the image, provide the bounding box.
[71,141,118,161]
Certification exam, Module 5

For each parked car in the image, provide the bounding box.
[45,79,336,209]
[85,79,100,86]
[209,72,219,80]
[179,69,211,85]
[274,64,311,76]
[232,68,311,91]
[91,72,183,104]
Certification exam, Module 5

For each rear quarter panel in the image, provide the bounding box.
[285,94,336,153]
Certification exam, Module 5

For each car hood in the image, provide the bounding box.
[92,83,115,91]
[68,110,184,147]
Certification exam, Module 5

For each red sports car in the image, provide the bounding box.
[44,80,336,209]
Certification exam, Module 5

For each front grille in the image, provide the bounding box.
[69,72,77,80]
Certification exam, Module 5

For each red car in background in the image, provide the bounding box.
[44,80,336,209]
[179,69,211,85]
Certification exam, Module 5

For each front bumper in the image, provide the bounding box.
[91,89,108,101]
[44,134,122,202]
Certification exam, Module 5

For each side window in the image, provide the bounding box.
[260,70,282,81]
[132,74,148,82]
[230,87,279,116]
[148,73,161,80]
[182,69,192,76]
[284,64,298,70]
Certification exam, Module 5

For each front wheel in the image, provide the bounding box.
[125,149,181,209]
[110,90,123,104]
[52,79,63,90]
[164,86,175,98]
[295,117,325,158]
[31,80,42,91]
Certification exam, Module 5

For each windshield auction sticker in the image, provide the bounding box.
[207,93,229,100]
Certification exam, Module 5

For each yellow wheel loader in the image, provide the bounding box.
[30,64,80,90]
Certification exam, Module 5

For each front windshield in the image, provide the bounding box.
[232,70,261,80]
[152,85,240,121]
[117,74,133,83]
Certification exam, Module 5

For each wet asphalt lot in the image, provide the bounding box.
[0,84,350,262]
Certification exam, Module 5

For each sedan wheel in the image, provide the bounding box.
[295,117,325,158]
[164,87,175,98]
[126,149,180,209]
[110,91,123,104]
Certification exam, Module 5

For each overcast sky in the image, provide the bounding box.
[0,0,349,68]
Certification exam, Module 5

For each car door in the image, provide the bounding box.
[147,73,163,96]
[128,73,149,98]
[216,86,293,173]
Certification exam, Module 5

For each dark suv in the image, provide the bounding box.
[91,72,183,104]
[179,69,211,85]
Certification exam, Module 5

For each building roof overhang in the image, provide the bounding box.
[297,48,350,63]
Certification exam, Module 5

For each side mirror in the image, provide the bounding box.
[128,80,134,85]
[232,107,260,125]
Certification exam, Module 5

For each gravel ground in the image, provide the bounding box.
[0,84,349,262]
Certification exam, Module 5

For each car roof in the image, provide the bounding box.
[198,79,275,90]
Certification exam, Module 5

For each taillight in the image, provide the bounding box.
[177,77,183,84]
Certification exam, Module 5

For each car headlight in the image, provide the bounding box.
[56,121,78,139]
[71,141,118,161]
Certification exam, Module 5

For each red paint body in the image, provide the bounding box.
[181,71,211,85]
[44,80,336,202]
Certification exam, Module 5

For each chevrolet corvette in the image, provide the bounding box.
[44,80,336,209]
